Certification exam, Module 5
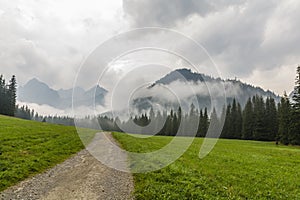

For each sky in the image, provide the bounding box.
[0,0,299,96]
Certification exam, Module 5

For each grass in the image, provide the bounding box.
[113,132,300,199]
[0,115,97,191]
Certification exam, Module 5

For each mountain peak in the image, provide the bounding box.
[24,78,51,90]
[18,78,60,107]
[26,78,44,85]
[18,79,108,109]
[152,68,207,86]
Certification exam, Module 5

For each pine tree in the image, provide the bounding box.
[253,95,266,140]
[292,65,300,112]
[172,112,178,136]
[220,105,226,133]
[187,103,198,136]
[242,98,254,140]
[278,92,291,145]
[8,75,17,116]
[290,65,300,145]
[0,75,4,114]
[265,97,278,141]
[208,107,220,138]
[221,104,231,138]
[197,109,203,137]
[203,107,209,135]
[0,75,17,116]
[236,103,243,139]
[156,110,163,135]
[165,110,174,136]
[230,99,237,138]
[176,106,183,136]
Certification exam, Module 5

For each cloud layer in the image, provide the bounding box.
[1,0,300,115]
[123,0,300,94]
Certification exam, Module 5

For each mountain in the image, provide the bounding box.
[18,70,281,115]
[18,78,61,108]
[72,85,107,108]
[133,68,280,113]
[151,68,206,86]
[18,78,108,109]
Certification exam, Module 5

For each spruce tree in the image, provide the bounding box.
[228,98,242,139]
[242,98,254,140]
[197,109,203,137]
[236,103,243,139]
[208,107,220,138]
[253,95,266,140]
[203,107,209,135]
[290,65,300,145]
[0,75,4,114]
[267,97,278,141]
[176,106,183,136]
[8,75,17,116]
[165,110,174,136]
[278,92,291,145]
[221,104,231,138]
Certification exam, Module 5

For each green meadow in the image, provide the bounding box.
[1,114,300,199]
[0,115,96,191]
[113,132,300,199]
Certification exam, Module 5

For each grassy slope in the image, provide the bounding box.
[113,132,300,200]
[0,115,97,191]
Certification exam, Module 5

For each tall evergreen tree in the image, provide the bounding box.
[197,109,203,137]
[278,92,291,145]
[231,99,238,138]
[290,65,300,145]
[221,104,231,138]
[8,75,17,116]
[253,95,266,140]
[0,75,17,116]
[187,103,198,136]
[203,107,209,136]
[265,97,278,141]
[208,107,220,138]
[165,110,174,136]
[175,106,183,136]
[0,75,4,114]
[235,102,243,139]
[242,98,254,140]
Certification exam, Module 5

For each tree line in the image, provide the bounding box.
[14,104,74,126]
[98,91,298,145]
[277,66,300,145]
[1,65,299,145]
[0,75,17,116]
[98,66,300,145]
[0,75,75,126]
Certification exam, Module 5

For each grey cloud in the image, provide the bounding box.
[0,1,126,90]
[123,0,246,27]
[123,0,300,86]
[1,0,300,116]
[209,0,300,78]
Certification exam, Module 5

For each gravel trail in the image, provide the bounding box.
[0,132,134,200]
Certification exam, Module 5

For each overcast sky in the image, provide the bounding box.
[0,0,299,95]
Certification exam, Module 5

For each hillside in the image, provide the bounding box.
[0,115,96,191]
[133,68,280,112]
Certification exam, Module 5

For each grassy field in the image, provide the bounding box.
[0,115,97,191]
[113,132,300,199]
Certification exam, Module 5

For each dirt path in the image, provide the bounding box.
[0,133,134,200]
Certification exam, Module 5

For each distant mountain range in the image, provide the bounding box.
[18,78,107,109]
[133,68,280,112]
[18,69,282,113]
